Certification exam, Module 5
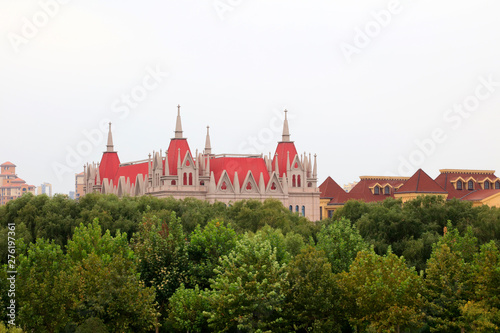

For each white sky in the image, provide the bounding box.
[1,0,500,194]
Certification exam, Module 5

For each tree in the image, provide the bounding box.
[132,212,190,315]
[187,218,239,289]
[424,224,478,332]
[17,239,77,332]
[339,249,425,332]
[166,284,211,333]
[206,234,288,332]
[284,246,343,332]
[67,219,159,332]
[316,217,368,274]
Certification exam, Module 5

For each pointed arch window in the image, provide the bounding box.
[183,173,187,185]
[189,173,193,186]
[292,175,296,187]
[297,175,301,187]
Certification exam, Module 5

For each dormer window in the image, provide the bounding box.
[374,186,380,195]
[496,181,500,189]
[468,180,474,190]
[457,180,463,190]
[384,186,390,195]
[484,181,490,189]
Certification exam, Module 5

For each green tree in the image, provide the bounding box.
[206,234,288,332]
[166,284,211,333]
[17,239,77,332]
[316,217,368,273]
[339,249,425,332]
[132,211,189,315]
[284,246,343,332]
[187,218,239,289]
[424,224,478,332]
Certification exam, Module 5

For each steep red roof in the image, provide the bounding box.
[1,162,16,167]
[99,152,121,184]
[272,142,298,177]
[167,139,191,176]
[320,176,347,199]
[211,157,270,187]
[397,169,446,193]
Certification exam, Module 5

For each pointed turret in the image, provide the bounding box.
[313,154,317,179]
[175,104,183,139]
[106,122,114,152]
[205,126,212,154]
[282,109,291,142]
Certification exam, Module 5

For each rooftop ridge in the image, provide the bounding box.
[439,169,496,174]
[359,176,411,181]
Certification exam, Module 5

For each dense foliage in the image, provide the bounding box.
[1,193,499,332]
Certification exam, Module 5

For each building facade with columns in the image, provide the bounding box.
[83,107,320,221]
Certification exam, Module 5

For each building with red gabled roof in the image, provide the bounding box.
[83,106,320,220]
[0,162,36,205]
[319,168,500,219]
[393,169,447,202]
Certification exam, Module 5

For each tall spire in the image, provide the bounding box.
[205,126,212,154]
[282,109,290,142]
[175,104,183,139]
[106,122,114,152]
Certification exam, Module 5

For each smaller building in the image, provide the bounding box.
[37,182,53,197]
[320,168,500,219]
[0,162,36,205]
[75,172,85,199]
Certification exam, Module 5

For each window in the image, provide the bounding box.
[468,180,474,190]
[457,180,462,190]
[297,175,301,187]
[496,181,500,189]
[320,208,323,220]
[183,173,187,185]
[328,210,333,218]
[374,186,380,195]
[171,180,176,185]
[384,186,390,195]
[289,205,293,212]
[301,205,305,217]
[295,205,299,212]
[189,173,193,185]
[221,182,227,191]
[484,181,490,189]
[292,175,296,187]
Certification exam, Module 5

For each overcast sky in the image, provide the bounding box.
[1,0,500,194]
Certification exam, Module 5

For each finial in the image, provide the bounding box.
[205,125,212,154]
[175,105,183,138]
[282,109,290,142]
[106,122,114,152]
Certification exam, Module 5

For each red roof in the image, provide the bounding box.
[272,142,298,177]
[99,152,121,184]
[345,177,408,203]
[460,189,500,201]
[1,162,16,167]
[319,176,346,199]
[435,170,499,199]
[211,157,270,187]
[11,178,25,183]
[397,169,446,194]
[114,162,149,186]
[167,139,191,176]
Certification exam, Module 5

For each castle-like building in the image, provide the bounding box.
[83,107,320,220]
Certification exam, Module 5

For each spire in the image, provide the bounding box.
[175,104,183,138]
[282,109,290,142]
[313,154,318,179]
[106,122,114,152]
[205,126,212,154]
